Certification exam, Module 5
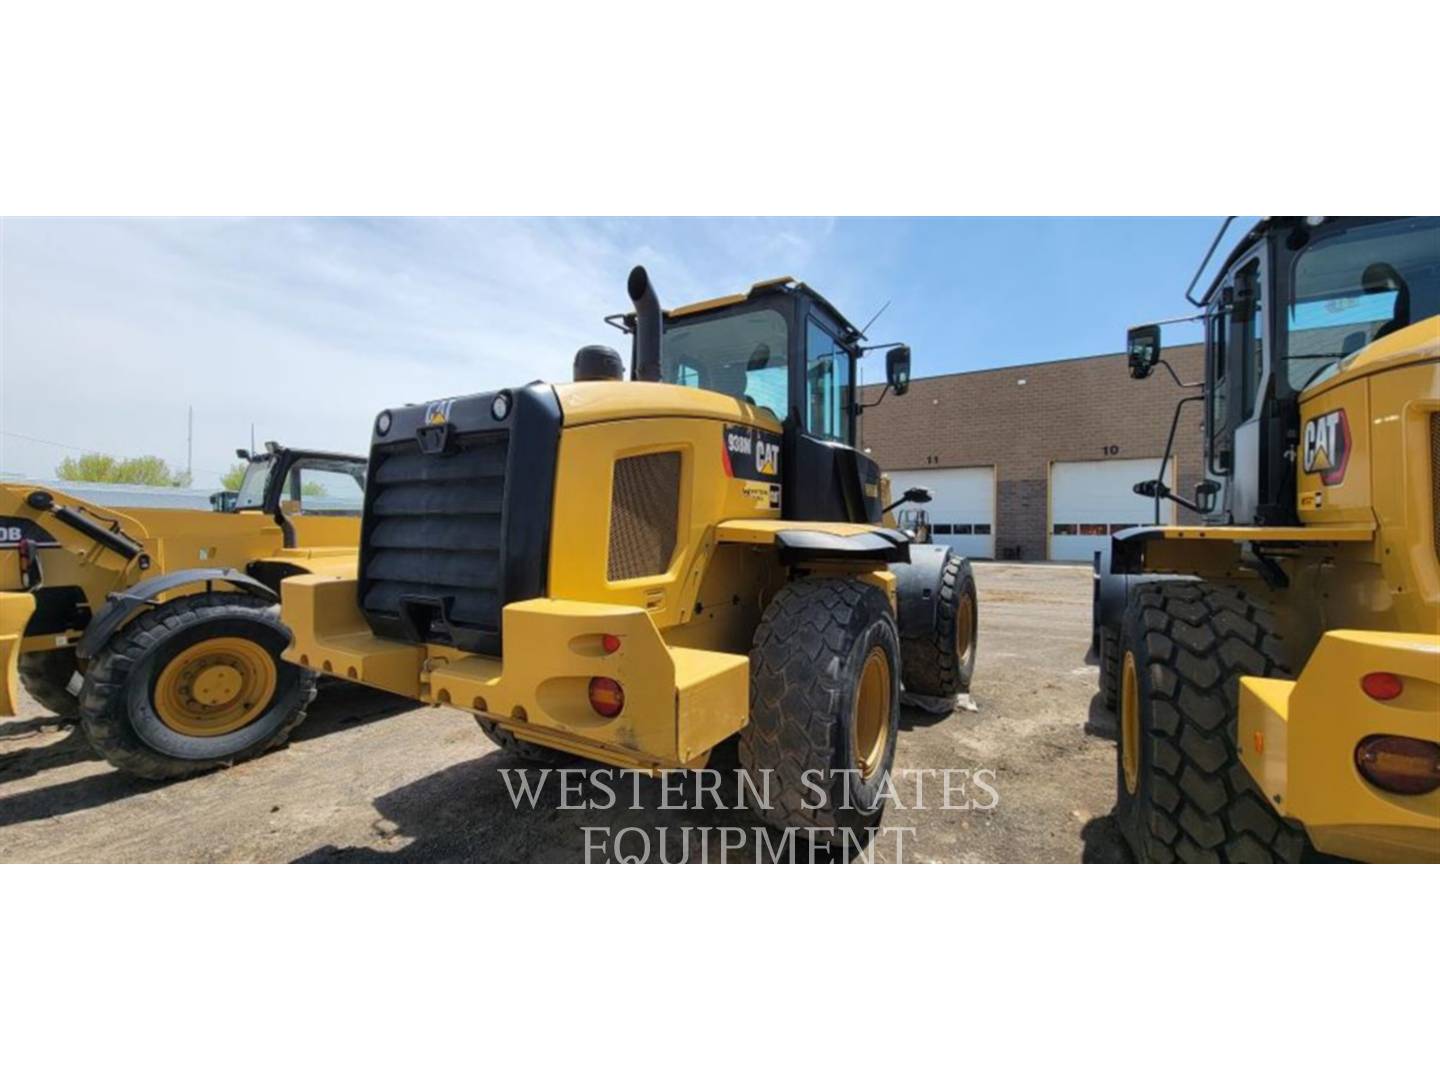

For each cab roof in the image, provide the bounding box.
[665,276,865,343]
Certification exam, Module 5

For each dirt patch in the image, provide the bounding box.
[0,562,1129,863]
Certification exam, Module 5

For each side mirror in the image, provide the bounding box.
[1132,479,1167,498]
[904,486,933,505]
[235,448,251,461]
[1127,324,1161,379]
[885,346,911,396]
[1194,480,1220,514]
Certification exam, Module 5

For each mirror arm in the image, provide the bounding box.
[854,383,891,413]
[1156,358,1202,390]
[881,490,916,514]
[1149,394,1205,523]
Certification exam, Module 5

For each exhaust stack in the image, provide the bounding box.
[627,265,662,382]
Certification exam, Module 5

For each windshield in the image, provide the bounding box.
[661,308,789,417]
[232,458,275,511]
[1285,217,1439,392]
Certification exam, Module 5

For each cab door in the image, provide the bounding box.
[1206,248,1268,523]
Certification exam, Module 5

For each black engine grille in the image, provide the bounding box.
[357,384,562,657]
[362,433,509,643]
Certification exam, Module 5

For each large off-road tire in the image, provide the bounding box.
[1097,624,1120,713]
[78,593,316,780]
[1115,581,1310,863]
[901,552,977,697]
[739,576,901,839]
[475,718,582,768]
[18,650,81,719]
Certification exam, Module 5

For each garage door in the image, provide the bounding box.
[885,467,995,559]
[1048,457,1174,562]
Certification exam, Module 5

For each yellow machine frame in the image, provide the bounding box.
[0,483,356,717]
[1122,317,1440,861]
[283,383,904,772]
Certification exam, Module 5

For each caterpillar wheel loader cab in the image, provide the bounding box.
[0,444,365,779]
[281,267,978,844]
[1093,216,1440,863]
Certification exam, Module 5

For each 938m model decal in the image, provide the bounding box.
[722,424,781,482]
[1302,408,1350,485]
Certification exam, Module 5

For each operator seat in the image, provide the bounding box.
[1364,261,1411,342]
[708,362,753,405]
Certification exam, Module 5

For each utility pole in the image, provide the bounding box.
[187,406,193,487]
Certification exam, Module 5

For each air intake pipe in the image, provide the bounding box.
[628,265,662,382]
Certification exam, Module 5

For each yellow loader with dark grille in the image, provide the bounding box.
[1093,216,1439,863]
[279,268,978,845]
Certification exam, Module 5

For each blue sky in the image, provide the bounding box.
[0,217,1249,486]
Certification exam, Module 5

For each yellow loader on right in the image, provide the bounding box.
[1093,216,1439,863]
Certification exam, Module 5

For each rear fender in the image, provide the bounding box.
[75,568,278,660]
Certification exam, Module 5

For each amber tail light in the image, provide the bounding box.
[588,677,624,718]
[1355,735,1440,796]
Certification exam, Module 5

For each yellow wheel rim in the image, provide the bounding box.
[956,590,975,670]
[153,637,278,737]
[852,646,892,781]
[1120,649,1141,796]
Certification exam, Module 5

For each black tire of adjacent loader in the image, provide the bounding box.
[901,552,977,697]
[78,593,316,780]
[739,576,901,838]
[18,650,80,719]
[474,718,583,768]
[1115,581,1310,863]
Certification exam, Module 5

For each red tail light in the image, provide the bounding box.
[601,634,622,655]
[588,677,624,718]
[1360,672,1404,701]
[1355,735,1440,796]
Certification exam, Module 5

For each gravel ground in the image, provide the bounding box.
[0,562,1130,863]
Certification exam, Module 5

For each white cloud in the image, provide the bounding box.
[1,216,852,485]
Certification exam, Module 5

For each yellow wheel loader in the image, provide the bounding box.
[280,267,978,843]
[1094,216,1440,862]
[1,444,364,778]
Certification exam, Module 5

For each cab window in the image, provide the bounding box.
[279,458,366,517]
[806,318,852,442]
[660,309,788,417]
[232,458,274,511]
[1284,217,1439,392]
[1207,306,1230,474]
[1235,260,1262,421]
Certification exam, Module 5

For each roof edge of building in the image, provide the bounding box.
[861,340,1204,390]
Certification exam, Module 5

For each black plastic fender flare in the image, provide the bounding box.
[75,568,279,661]
[892,542,954,641]
[1092,539,1196,652]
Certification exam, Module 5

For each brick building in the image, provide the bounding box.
[859,343,1205,561]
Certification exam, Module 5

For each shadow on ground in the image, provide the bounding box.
[1084,693,1117,741]
[1080,813,1132,862]
[296,752,888,865]
[0,682,413,829]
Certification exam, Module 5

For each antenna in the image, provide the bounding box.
[187,405,193,486]
[858,298,891,339]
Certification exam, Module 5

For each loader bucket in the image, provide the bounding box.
[0,592,37,717]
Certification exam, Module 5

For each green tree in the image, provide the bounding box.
[221,462,249,491]
[302,480,328,496]
[56,453,181,487]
